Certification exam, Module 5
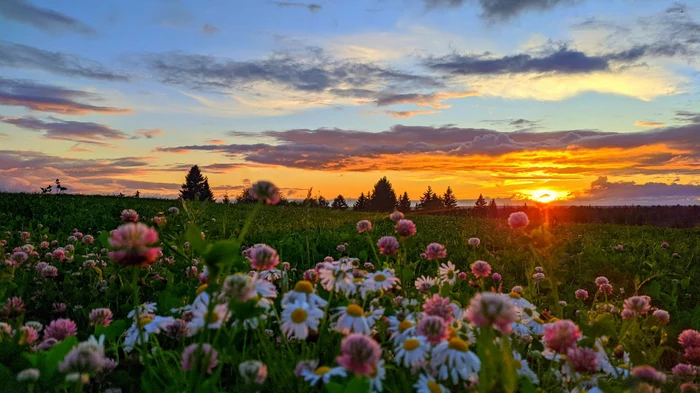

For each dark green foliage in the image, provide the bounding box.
[332,194,349,210]
[398,191,411,212]
[367,176,398,212]
[180,165,215,202]
[442,186,457,209]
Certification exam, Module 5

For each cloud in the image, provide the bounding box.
[0,0,96,35]
[423,0,575,22]
[385,110,440,118]
[483,118,542,129]
[136,129,164,139]
[570,176,700,204]
[634,121,667,127]
[0,116,130,145]
[275,2,322,13]
[0,41,128,81]
[375,91,478,108]
[201,23,219,35]
[0,132,9,139]
[676,111,700,124]
[68,144,93,153]
[0,78,131,115]
[205,138,227,145]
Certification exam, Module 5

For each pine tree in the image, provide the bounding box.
[474,193,487,209]
[398,192,411,212]
[318,195,329,208]
[235,188,256,204]
[417,186,443,211]
[442,186,457,209]
[134,190,140,198]
[222,192,231,204]
[332,194,349,210]
[367,177,398,212]
[353,192,368,211]
[180,165,215,201]
[488,198,498,218]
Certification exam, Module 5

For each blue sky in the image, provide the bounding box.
[1,0,699,205]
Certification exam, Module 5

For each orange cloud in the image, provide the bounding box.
[634,121,667,127]
[205,138,227,145]
[136,129,165,138]
[385,110,440,118]
[0,96,132,115]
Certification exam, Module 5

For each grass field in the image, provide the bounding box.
[1,193,699,392]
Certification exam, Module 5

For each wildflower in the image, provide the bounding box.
[492,272,502,281]
[682,383,700,393]
[425,243,447,260]
[661,242,670,248]
[416,315,449,344]
[365,268,400,292]
[181,344,219,374]
[52,248,66,261]
[415,275,437,293]
[58,335,106,376]
[424,294,455,324]
[377,236,399,255]
[120,209,139,223]
[595,276,609,286]
[337,334,382,376]
[438,261,459,285]
[420,252,427,259]
[458,272,468,281]
[533,272,545,281]
[2,297,25,318]
[468,237,480,246]
[673,252,681,258]
[246,244,280,271]
[567,347,598,373]
[599,283,613,294]
[187,292,230,335]
[16,368,40,382]
[414,374,449,393]
[301,364,347,386]
[512,351,538,383]
[512,285,523,293]
[108,223,161,267]
[395,219,417,237]
[673,364,696,381]
[319,262,355,294]
[559,301,567,307]
[52,303,67,313]
[89,308,113,327]
[680,330,700,348]
[21,231,31,240]
[395,336,430,367]
[632,365,667,384]
[250,181,280,205]
[470,260,492,278]
[334,304,370,335]
[653,309,670,324]
[543,320,582,354]
[164,319,189,339]
[390,211,404,221]
[623,295,651,316]
[356,220,372,233]
[615,244,624,251]
[466,292,517,334]
[369,359,386,392]
[11,251,28,265]
[431,337,481,384]
[40,241,49,249]
[18,326,39,346]
[534,266,544,272]
[44,319,77,341]
[508,212,529,229]
[575,289,589,300]
[303,269,318,282]
[686,347,700,366]
[168,207,179,214]
[281,301,323,340]
[222,274,256,302]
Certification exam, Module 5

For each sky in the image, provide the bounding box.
[0,0,699,206]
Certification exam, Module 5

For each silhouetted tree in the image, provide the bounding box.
[488,198,498,218]
[353,192,369,211]
[134,190,140,198]
[442,186,457,209]
[235,188,256,204]
[332,194,349,210]
[318,195,329,209]
[417,186,443,211]
[222,192,231,204]
[398,192,411,212]
[367,177,398,212]
[474,194,487,209]
[180,165,215,201]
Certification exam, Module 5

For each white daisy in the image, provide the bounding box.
[415,275,437,292]
[258,269,282,282]
[253,273,278,298]
[365,306,385,328]
[281,301,323,340]
[513,351,538,384]
[438,262,459,285]
[319,262,355,294]
[430,337,480,384]
[395,336,429,368]
[301,366,347,386]
[282,280,328,308]
[369,360,386,392]
[414,373,450,393]
[187,292,230,336]
[333,304,370,335]
[365,269,400,291]
[127,302,157,319]
[523,317,545,335]
[232,297,271,330]
[387,314,417,343]
[123,314,173,352]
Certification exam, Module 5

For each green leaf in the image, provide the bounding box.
[326,382,345,393]
[185,223,206,253]
[647,280,661,299]
[440,283,451,298]
[359,250,368,261]
[345,377,370,393]
[681,277,691,290]
[40,336,78,380]
[159,288,184,311]
[205,240,239,268]
[580,314,616,340]
[519,377,537,393]
[95,320,128,342]
[98,231,111,249]
[402,267,414,283]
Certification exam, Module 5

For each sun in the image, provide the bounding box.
[529,189,563,203]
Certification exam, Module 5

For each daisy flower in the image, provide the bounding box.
[431,337,481,384]
[365,269,400,292]
[369,360,386,392]
[415,276,437,293]
[334,304,371,335]
[281,301,323,340]
[319,262,355,294]
[513,351,538,384]
[282,280,328,308]
[187,292,230,336]
[253,273,278,299]
[395,336,429,368]
[301,366,347,386]
[387,314,417,343]
[439,262,459,285]
[414,373,450,393]
[365,306,385,329]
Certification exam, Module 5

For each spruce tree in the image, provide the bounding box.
[235,188,256,204]
[418,186,443,211]
[488,198,498,218]
[367,177,398,212]
[353,192,368,211]
[442,186,457,209]
[332,194,349,210]
[222,192,231,204]
[398,192,411,212]
[474,193,487,209]
[180,165,215,201]
[318,195,329,208]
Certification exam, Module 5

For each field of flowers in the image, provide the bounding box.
[1,185,699,393]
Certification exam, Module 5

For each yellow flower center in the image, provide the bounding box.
[374,274,386,282]
[447,271,454,279]
[294,280,314,294]
[448,327,457,338]
[291,308,308,323]
[353,277,364,283]
[427,381,442,393]
[139,315,154,326]
[447,337,468,352]
[369,366,378,378]
[196,284,208,295]
[314,366,331,375]
[399,320,413,333]
[346,304,364,317]
[619,364,629,370]
[403,338,420,351]
[509,292,521,299]
[514,360,522,370]
[205,311,220,324]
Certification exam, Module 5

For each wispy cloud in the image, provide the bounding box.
[136,129,164,139]
[0,116,130,145]
[201,23,219,35]
[385,110,440,118]
[375,91,478,108]
[0,0,96,35]
[634,121,667,127]
[274,2,322,13]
